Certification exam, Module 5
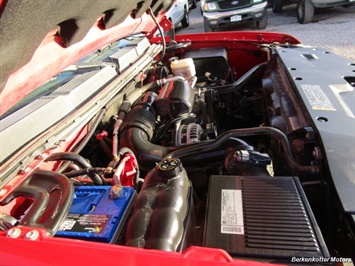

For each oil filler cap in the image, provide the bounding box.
[156,158,183,178]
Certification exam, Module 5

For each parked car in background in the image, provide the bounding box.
[270,0,297,13]
[270,0,355,23]
[297,0,355,23]
[165,0,191,28]
[201,0,268,32]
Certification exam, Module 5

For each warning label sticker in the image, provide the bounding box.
[301,84,336,111]
[59,214,109,233]
[221,189,244,235]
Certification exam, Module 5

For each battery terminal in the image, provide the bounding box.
[110,184,123,199]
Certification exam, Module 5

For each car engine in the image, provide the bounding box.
[1,34,354,262]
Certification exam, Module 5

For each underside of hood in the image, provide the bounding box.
[0,0,173,115]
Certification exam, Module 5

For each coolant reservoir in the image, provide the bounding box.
[170,57,196,79]
[125,158,194,252]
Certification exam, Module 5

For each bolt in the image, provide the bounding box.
[25,230,39,240]
[7,228,21,238]
[0,188,7,196]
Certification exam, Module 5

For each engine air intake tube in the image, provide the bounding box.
[120,92,170,171]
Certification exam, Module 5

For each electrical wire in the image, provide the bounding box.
[148,7,166,64]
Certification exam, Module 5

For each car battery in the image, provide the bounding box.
[56,186,136,243]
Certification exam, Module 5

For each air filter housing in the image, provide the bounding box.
[204,175,329,259]
[182,48,228,81]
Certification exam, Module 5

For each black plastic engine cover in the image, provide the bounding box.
[204,175,329,259]
[183,48,229,81]
[155,80,194,117]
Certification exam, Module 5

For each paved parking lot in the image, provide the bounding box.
[177,2,355,61]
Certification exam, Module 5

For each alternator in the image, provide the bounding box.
[174,123,203,146]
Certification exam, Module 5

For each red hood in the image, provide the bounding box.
[0,0,173,116]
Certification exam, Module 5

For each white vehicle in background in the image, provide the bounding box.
[165,0,190,28]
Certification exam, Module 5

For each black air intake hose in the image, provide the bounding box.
[120,128,170,171]
[120,92,170,171]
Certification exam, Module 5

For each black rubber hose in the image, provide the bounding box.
[165,127,318,174]
[121,128,254,170]
[211,62,268,94]
[63,167,107,178]
[120,128,170,171]
[45,152,105,185]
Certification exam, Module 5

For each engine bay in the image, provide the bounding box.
[1,34,354,263]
